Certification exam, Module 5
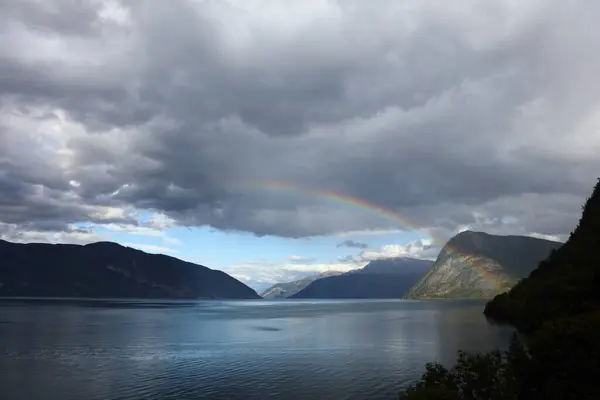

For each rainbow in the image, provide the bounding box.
[235,180,508,294]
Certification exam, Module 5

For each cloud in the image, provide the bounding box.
[1,0,600,242]
[333,229,405,237]
[339,255,357,263]
[122,243,179,255]
[0,222,104,245]
[336,239,368,249]
[287,255,317,264]
[224,257,362,287]
[99,217,180,245]
[358,239,440,262]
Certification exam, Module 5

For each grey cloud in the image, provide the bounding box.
[337,240,368,249]
[1,0,600,240]
[0,222,104,245]
[0,0,102,37]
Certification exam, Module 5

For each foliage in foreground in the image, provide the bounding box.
[399,335,529,400]
[400,312,600,399]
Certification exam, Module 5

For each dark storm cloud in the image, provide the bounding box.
[1,0,600,240]
[337,240,368,249]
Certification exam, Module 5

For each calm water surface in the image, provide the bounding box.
[0,299,513,400]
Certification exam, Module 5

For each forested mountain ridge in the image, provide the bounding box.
[484,178,600,333]
[0,240,260,299]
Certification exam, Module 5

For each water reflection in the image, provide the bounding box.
[0,299,514,400]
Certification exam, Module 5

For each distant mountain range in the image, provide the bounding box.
[0,240,260,299]
[403,231,563,299]
[260,270,343,299]
[0,230,564,302]
[289,257,433,299]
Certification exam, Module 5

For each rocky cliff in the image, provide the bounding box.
[403,231,562,299]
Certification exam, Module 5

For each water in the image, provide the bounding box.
[0,298,513,400]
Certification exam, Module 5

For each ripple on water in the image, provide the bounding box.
[249,326,283,332]
[0,299,514,400]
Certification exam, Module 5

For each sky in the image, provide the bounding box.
[1,0,600,292]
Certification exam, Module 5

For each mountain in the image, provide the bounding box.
[479,178,600,398]
[290,257,433,299]
[260,270,343,299]
[403,231,563,299]
[485,178,600,333]
[399,179,600,399]
[0,240,260,299]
